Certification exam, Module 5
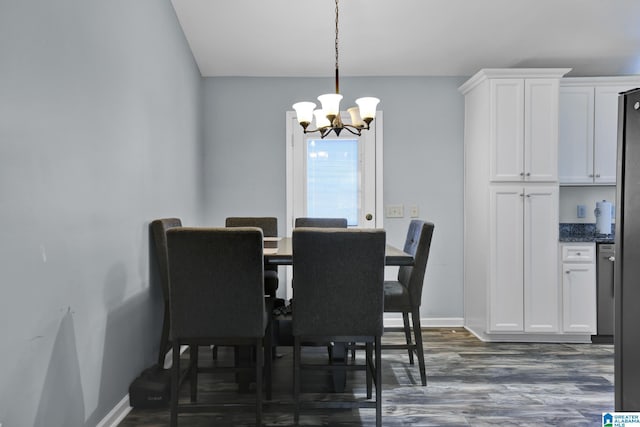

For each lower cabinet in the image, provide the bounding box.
[488,185,559,333]
[560,243,597,333]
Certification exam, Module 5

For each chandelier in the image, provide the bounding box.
[292,0,380,138]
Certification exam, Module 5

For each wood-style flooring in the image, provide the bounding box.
[119,328,614,426]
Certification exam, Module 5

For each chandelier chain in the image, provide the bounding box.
[335,0,339,71]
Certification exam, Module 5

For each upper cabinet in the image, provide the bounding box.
[559,77,640,185]
[460,69,570,183]
[490,78,561,182]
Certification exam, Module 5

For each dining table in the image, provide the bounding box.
[261,235,414,392]
[263,236,415,267]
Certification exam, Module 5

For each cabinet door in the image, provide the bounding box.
[594,86,626,184]
[524,186,559,332]
[489,187,524,331]
[558,87,595,184]
[562,262,596,333]
[524,79,560,182]
[490,79,524,181]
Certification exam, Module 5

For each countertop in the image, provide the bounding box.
[559,223,615,244]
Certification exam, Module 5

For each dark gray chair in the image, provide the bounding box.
[294,217,348,228]
[383,220,435,386]
[225,217,279,298]
[150,218,182,366]
[292,228,386,427]
[167,227,272,427]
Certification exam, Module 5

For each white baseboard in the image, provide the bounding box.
[384,317,464,329]
[95,395,131,427]
[464,325,594,343]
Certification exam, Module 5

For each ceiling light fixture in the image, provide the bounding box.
[292,0,380,138]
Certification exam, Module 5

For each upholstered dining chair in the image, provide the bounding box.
[294,217,348,228]
[166,227,272,427]
[225,217,279,298]
[150,218,182,366]
[383,220,435,386]
[292,228,386,427]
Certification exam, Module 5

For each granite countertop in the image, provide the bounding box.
[559,223,615,244]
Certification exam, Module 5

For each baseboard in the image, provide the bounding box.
[95,395,131,427]
[384,317,464,329]
[464,325,594,343]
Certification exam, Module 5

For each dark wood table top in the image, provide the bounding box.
[263,237,414,266]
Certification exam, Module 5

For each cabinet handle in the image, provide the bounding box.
[576,252,581,256]
[565,271,570,274]
[589,174,594,177]
[595,174,601,178]
[526,172,531,177]
[608,256,615,262]
[520,172,525,177]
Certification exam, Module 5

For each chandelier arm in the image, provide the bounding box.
[302,126,326,134]
[341,125,363,137]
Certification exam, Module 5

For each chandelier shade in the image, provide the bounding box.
[292,0,380,138]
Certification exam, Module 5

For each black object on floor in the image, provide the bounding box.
[129,364,171,408]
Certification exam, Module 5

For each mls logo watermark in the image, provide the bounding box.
[603,412,640,426]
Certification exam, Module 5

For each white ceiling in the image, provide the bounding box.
[170,0,640,78]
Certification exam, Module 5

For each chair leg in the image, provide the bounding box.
[402,312,414,365]
[255,337,263,427]
[158,302,171,366]
[375,335,382,427]
[264,319,273,401]
[190,345,198,402]
[212,345,218,360]
[365,342,373,399]
[411,308,427,386]
[171,343,180,427]
[293,337,301,425]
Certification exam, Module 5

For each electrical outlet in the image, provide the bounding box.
[409,206,419,218]
[386,204,404,218]
[577,204,586,218]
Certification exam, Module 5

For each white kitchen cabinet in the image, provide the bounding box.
[490,185,559,333]
[560,243,596,333]
[559,77,640,185]
[490,78,560,182]
[460,69,569,342]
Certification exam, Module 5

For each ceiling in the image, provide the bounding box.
[170,0,640,78]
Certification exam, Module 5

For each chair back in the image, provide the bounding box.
[225,217,277,237]
[151,218,182,302]
[398,220,435,307]
[167,227,266,339]
[294,217,348,228]
[292,228,386,337]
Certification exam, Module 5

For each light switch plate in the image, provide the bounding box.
[386,205,404,218]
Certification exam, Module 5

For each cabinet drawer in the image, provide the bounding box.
[561,244,595,262]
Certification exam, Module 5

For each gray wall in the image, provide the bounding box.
[0,1,203,425]
[202,76,466,320]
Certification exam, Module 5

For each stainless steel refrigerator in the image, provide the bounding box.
[615,87,640,411]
